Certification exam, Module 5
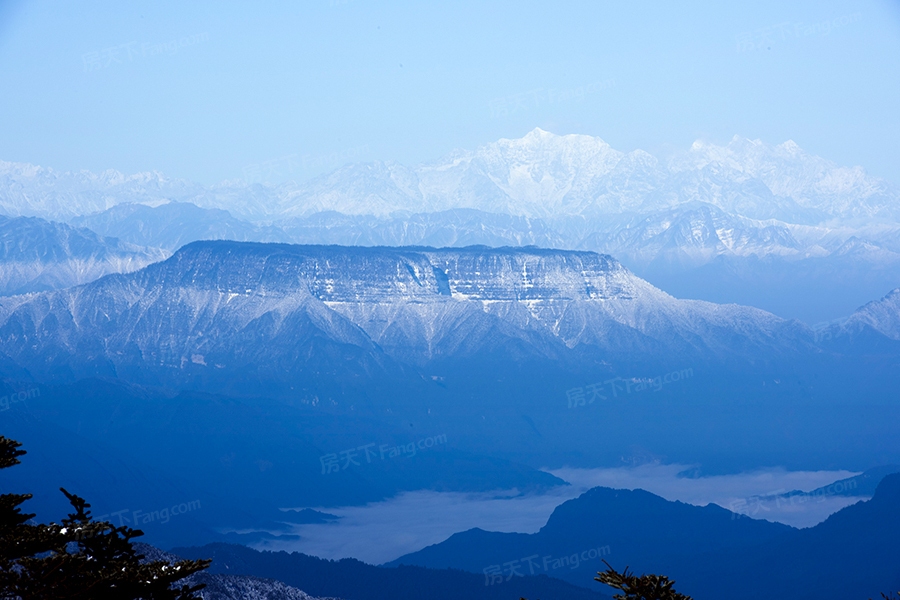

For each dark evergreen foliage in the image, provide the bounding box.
[594,560,692,600]
[0,436,210,599]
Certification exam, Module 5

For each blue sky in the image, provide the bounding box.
[0,0,898,185]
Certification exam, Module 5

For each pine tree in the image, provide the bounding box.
[595,560,693,600]
[0,435,211,599]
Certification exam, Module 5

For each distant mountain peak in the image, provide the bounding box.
[523,126,554,139]
[824,286,900,342]
[3,130,897,224]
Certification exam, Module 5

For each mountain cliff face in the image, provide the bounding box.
[0,241,813,389]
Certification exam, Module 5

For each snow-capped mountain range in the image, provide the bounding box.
[2,129,899,322]
[276,129,899,224]
[3,244,898,531]
[0,240,845,393]
[4,129,897,224]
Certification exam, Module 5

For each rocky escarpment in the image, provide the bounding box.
[0,240,815,388]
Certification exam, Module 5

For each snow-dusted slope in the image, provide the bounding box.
[0,214,166,296]
[276,129,898,223]
[411,128,631,219]
[0,241,814,387]
[4,130,897,262]
[3,130,897,225]
[829,288,900,341]
[0,159,198,220]
[136,544,333,600]
[672,136,897,221]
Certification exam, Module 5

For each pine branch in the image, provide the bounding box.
[595,560,693,600]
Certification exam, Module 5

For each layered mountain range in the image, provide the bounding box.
[0,241,817,391]
[386,474,900,600]
[168,542,610,600]
[5,130,897,223]
[1,213,898,597]
[3,130,898,321]
[2,240,898,475]
[0,214,164,296]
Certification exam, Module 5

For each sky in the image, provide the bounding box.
[0,0,898,186]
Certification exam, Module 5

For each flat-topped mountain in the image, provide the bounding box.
[0,241,814,391]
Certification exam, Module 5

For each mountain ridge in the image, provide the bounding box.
[388,474,900,600]
[0,214,166,296]
[5,130,898,323]
[3,130,897,224]
[0,240,821,391]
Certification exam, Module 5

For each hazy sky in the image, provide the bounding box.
[1,0,898,185]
